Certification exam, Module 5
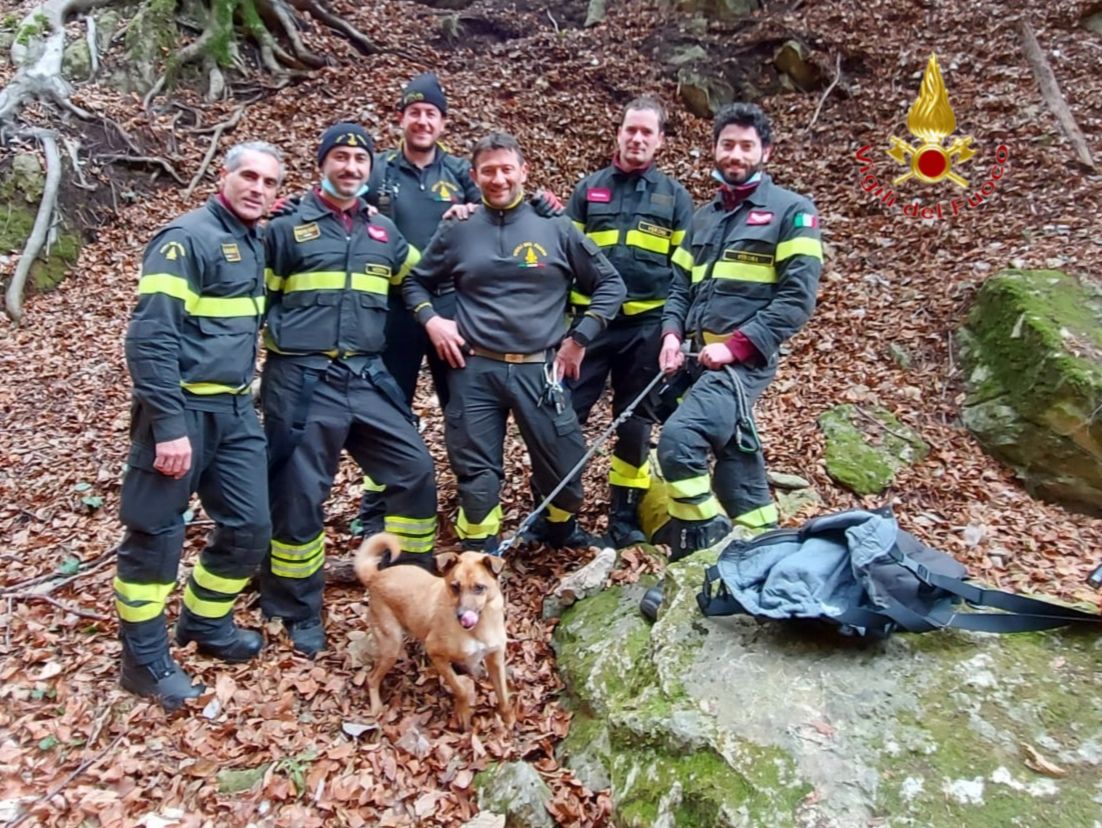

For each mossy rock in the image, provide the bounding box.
[1,157,82,292]
[959,270,1102,516]
[553,547,1102,826]
[819,404,928,495]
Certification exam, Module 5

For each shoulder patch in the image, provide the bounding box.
[367,224,389,243]
[158,240,187,261]
[293,222,321,243]
[586,188,612,203]
[794,212,819,228]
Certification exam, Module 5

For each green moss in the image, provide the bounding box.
[819,404,928,495]
[126,0,181,77]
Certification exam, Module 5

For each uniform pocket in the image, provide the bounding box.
[553,409,581,437]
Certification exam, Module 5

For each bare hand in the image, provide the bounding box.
[426,317,467,368]
[441,203,480,221]
[555,338,586,380]
[658,334,684,375]
[366,203,379,217]
[154,436,192,479]
[698,343,735,370]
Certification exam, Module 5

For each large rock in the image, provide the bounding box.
[959,270,1102,516]
[62,38,92,81]
[819,404,928,496]
[475,761,555,828]
[0,155,81,292]
[553,551,1102,826]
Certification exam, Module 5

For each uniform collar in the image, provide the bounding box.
[610,155,659,184]
[299,188,371,222]
[396,143,444,172]
[483,193,531,225]
[712,172,774,212]
[207,195,255,238]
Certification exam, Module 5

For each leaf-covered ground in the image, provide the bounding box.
[1,0,1100,824]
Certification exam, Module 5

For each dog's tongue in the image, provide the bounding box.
[458,610,479,629]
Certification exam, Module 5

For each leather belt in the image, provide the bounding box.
[468,345,546,364]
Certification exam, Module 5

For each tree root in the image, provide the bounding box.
[184,104,245,198]
[4,129,62,325]
[286,0,381,56]
[100,153,186,184]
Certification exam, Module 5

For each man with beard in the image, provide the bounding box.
[553,96,693,549]
[652,102,823,564]
[260,123,437,656]
[116,142,282,709]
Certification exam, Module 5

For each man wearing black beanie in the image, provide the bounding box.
[259,122,438,656]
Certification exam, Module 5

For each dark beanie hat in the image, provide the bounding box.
[316,122,374,166]
[399,72,447,116]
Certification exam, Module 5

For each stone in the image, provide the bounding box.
[542,546,618,620]
[584,0,606,27]
[676,65,734,117]
[1,156,82,293]
[1083,10,1102,34]
[772,39,821,91]
[554,551,1102,827]
[474,762,555,828]
[819,404,928,495]
[766,471,811,490]
[95,9,121,52]
[776,486,821,522]
[9,153,44,203]
[662,0,759,20]
[62,38,92,81]
[662,44,708,67]
[958,270,1102,516]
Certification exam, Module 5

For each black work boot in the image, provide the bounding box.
[607,485,647,549]
[460,535,501,556]
[639,584,665,622]
[350,489,386,538]
[287,617,326,658]
[652,514,733,561]
[542,516,604,549]
[120,649,204,712]
[175,609,263,663]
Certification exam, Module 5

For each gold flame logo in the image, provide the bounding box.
[886,54,975,188]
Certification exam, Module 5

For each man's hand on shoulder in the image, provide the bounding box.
[154,436,192,479]
[442,202,480,221]
[530,189,564,218]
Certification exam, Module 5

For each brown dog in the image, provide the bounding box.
[353,533,514,730]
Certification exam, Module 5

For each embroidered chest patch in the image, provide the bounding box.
[637,220,671,239]
[586,188,612,203]
[221,243,241,262]
[367,225,389,243]
[746,210,774,226]
[293,223,320,243]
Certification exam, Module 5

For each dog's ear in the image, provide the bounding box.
[481,554,506,577]
[435,552,460,574]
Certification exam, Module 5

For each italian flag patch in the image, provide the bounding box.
[794,212,819,228]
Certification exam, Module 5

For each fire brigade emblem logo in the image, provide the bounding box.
[432,180,458,202]
[886,53,975,188]
[159,241,186,261]
[513,241,547,268]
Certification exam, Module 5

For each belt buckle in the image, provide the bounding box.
[503,352,524,364]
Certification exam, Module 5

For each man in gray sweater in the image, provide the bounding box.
[404,132,626,552]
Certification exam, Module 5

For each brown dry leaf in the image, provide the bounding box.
[1021,743,1067,778]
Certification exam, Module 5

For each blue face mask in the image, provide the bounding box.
[321,177,369,199]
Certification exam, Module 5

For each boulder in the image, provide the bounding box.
[676,65,734,117]
[819,404,928,496]
[959,270,1102,516]
[553,550,1102,826]
[62,37,91,81]
[0,155,81,293]
[542,546,618,620]
[475,761,555,828]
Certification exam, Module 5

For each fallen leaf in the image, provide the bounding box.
[1021,743,1067,778]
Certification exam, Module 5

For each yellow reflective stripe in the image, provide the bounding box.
[572,220,585,232]
[282,272,346,292]
[625,229,670,256]
[190,294,265,317]
[191,561,249,596]
[391,246,422,286]
[668,495,721,521]
[545,503,572,523]
[569,290,592,307]
[362,475,386,493]
[265,268,283,292]
[670,229,687,247]
[182,584,234,618]
[623,298,664,316]
[384,515,437,535]
[586,229,620,247]
[114,578,174,623]
[691,264,708,284]
[609,456,651,489]
[350,273,390,295]
[396,534,435,554]
[139,273,192,302]
[671,246,694,272]
[271,533,324,560]
[182,382,251,395]
[734,504,778,529]
[700,331,731,346]
[140,273,261,317]
[456,505,502,539]
[270,556,324,579]
[668,475,712,499]
[711,261,777,284]
[775,236,823,262]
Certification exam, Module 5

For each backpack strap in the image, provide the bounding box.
[697,564,744,616]
[886,546,1102,633]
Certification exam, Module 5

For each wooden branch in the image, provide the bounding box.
[100,153,185,184]
[8,593,111,622]
[1,547,116,596]
[4,129,62,325]
[806,53,842,132]
[1020,21,1096,171]
[184,105,245,199]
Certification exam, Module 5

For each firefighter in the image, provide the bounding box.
[563,95,694,548]
[655,102,823,559]
[351,73,480,537]
[115,142,282,710]
[403,132,626,553]
[261,123,437,656]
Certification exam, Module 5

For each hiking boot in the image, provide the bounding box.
[653,514,732,561]
[350,489,385,538]
[460,535,501,556]
[288,617,327,658]
[639,583,665,622]
[175,610,263,664]
[521,516,602,549]
[120,650,204,712]
[607,485,646,549]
